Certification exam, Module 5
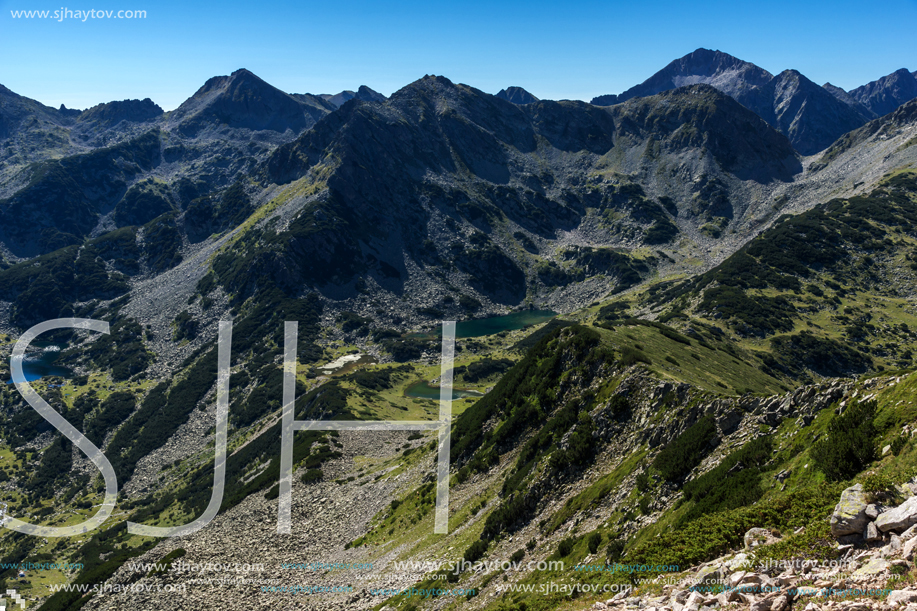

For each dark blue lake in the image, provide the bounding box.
[403,380,484,400]
[7,346,70,384]
[410,310,557,340]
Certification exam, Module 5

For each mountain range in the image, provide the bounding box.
[1,49,917,611]
[591,48,917,154]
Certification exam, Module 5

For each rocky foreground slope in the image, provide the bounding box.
[38,326,912,611]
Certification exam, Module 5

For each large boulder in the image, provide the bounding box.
[854,556,891,575]
[689,563,726,590]
[744,527,780,549]
[902,535,917,560]
[887,590,917,606]
[830,484,869,537]
[877,495,917,532]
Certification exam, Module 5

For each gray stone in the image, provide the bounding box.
[887,589,917,606]
[717,410,743,434]
[727,553,750,571]
[865,521,881,542]
[866,504,880,520]
[745,527,779,549]
[878,496,917,532]
[727,571,747,588]
[690,564,725,589]
[831,484,869,536]
[902,536,917,559]
[770,595,791,611]
[854,556,891,575]
[685,591,705,608]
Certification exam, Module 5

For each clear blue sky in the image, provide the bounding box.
[1,0,915,111]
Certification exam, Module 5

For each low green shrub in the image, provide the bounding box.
[811,400,878,481]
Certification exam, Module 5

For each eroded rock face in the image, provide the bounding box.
[830,484,869,536]
[877,496,917,532]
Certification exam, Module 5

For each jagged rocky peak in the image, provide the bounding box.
[168,68,326,135]
[823,82,868,108]
[495,86,539,104]
[58,103,82,117]
[77,98,164,126]
[592,47,773,105]
[849,67,917,117]
[751,68,874,154]
[317,85,386,108]
[589,50,878,155]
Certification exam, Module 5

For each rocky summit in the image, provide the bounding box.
[592,48,917,155]
[495,87,539,105]
[1,49,917,611]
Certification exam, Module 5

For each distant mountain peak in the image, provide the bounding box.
[823,82,875,119]
[495,86,539,105]
[849,68,917,117]
[317,85,386,108]
[169,68,325,135]
[77,98,163,127]
[738,68,874,154]
[590,50,890,155]
[591,48,773,106]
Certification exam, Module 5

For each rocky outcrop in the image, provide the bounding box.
[877,496,917,533]
[831,484,870,536]
[589,518,917,611]
[76,98,164,127]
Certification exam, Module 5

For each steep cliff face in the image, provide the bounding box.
[734,69,874,155]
